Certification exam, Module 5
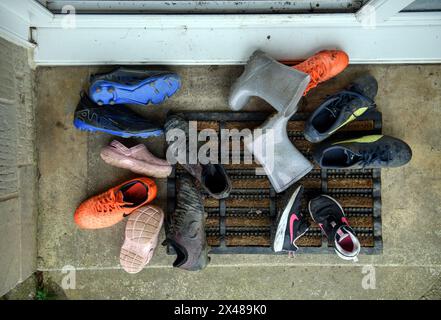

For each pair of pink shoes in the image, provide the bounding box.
[100,140,171,273]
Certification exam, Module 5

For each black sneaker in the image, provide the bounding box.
[165,114,232,199]
[304,75,378,143]
[73,93,162,138]
[308,195,360,260]
[273,186,310,253]
[166,174,209,271]
[313,134,412,169]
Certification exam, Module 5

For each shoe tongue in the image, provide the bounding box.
[336,228,350,243]
[328,219,345,240]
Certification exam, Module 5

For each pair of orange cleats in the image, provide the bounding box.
[74,177,157,229]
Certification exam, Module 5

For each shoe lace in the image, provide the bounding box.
[360,144,392,167]
[323,92,353,118]
[94,191,126,213]
[305,61,327,88]
[324,91,374,119]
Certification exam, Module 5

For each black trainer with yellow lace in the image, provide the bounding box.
[313,134,412,169]
[304,74,378,143]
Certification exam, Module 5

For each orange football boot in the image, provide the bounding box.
[74,177,157,229]
[293,50,349,95]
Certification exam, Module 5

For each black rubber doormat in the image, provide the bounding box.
[166,111,383,255]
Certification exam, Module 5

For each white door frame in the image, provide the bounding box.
[1,0,440,65]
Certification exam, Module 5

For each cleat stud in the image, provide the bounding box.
[107,87,115,93]
[97,100,103,106]
[95,87,102,93]
[109,99,115,105]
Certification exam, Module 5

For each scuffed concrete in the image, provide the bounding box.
[37,266,441,300]
[34,65,441,299]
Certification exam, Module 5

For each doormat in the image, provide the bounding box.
[166,111,382,255]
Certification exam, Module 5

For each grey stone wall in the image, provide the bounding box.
[0,36,37,296]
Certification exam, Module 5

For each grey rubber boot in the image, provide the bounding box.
[229,50,310,113]
[230,50,313,193]
[246,112,313,193]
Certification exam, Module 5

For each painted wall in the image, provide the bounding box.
[0,36,37,296]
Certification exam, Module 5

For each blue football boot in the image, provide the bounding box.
[73,93,163,138]
[89,67,181,106]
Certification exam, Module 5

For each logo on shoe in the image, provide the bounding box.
[289,213,299,243]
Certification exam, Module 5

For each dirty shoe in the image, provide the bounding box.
[313,135,412,169]
[309,195,360,261]
[120,205,164,274]
[304,75,378,142]
[101,140,172,178]
[165,114,232,199]
[304,74,378,143]
[166,174,209,271]
[89,67,181,106]
[229,50,310,113]
[293,50,349,95]
[74,177,157,229]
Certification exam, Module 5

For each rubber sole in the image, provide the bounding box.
[73,118,163,138]
[89,73,181,106]
[120,206,164,274]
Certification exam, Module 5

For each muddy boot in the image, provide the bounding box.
[166,174,209,271]
[165,114,232,199]
[229,50,310,113]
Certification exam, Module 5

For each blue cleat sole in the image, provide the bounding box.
[73,119,163,138]
[89,73,181,106]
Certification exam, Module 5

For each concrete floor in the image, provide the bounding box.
[32,65,441,299]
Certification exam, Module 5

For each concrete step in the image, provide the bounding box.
[36,65,441,272]
[9,266,441,300]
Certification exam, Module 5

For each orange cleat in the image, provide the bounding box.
[74,177,157,229]
[293,50,349,95]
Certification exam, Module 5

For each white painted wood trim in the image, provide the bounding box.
[2,1,441,65]
[356,0,415,24]
[32,11,441,65]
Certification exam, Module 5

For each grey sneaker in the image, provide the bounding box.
[304,74,378,143]
[165,114,232,199]
[166,174,209,271]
